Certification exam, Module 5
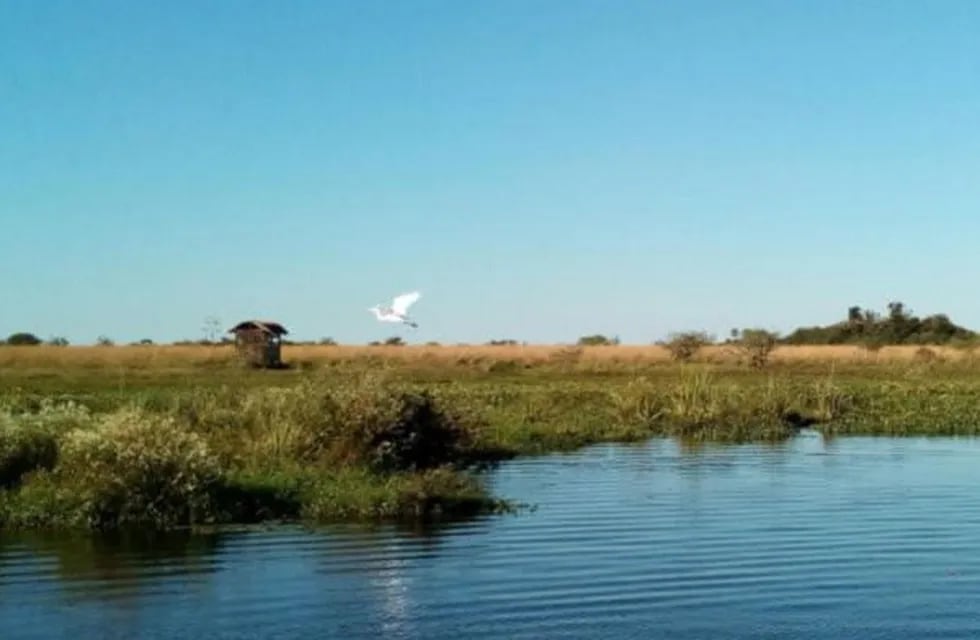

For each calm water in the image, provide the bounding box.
[4,434,980,639]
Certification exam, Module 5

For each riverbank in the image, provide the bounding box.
[3,344,980,530]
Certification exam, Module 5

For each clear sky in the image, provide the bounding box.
[3,1,980,345]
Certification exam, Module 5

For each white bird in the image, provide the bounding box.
[369,291,422,328]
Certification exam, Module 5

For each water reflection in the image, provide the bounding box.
[1,529,222,593]
[0,513,506,638]
[6,436,980,639]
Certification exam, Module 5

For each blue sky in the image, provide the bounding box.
[3,1,980,345]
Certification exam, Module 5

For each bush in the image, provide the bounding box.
[6,332,42,346]
[0,471,86,528]
[179,377,481,474]
[0,401,93,487]
[577,334,619,346]
[735,329,779,368]
[665,331,712,362]
[914,346,940,363]
[863,337,886,353]
[0,420,58,488]
[55,409,221,529]
[368,392,472,472]
[327,384,476,473]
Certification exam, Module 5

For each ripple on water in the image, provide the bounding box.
[5,436,980,639]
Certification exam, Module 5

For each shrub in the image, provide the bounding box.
[328,384,476,473]
[665,331,712,362]
[0,420,58,488]
[735,329,779,368]
[914,346,940,363]
[181,377,481,474]
[0,401,93,487]
[55,409,221,529]
[863,337,886,353]
[0,471,86,528]
[5,332,41,346]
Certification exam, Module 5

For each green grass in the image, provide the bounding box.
[2,355,980,531]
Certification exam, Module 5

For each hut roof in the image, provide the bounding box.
[228,320,289,336]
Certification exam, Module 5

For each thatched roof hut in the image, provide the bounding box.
[228,320,288,368]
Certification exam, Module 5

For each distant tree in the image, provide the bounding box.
[96,335,115,346]
[887,301,907,320]
[384,336,405,346]
[487,339,519,346]
[736,329,779,369]
[318,337,337,346]
[577,334,619,346]
[202,316,222,344]
[863,336,886,354]
[783,302,974,346]
[6,332,42,346]
[665,331,713,362]
[47,336,69,346]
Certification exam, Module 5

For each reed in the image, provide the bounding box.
[3,345,980,531]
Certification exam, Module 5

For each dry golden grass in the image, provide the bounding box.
[0,345,237,369]
[0,343,971,370]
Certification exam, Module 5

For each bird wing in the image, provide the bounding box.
[391,291,421,315]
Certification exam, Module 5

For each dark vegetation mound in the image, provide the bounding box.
[783,302,975,346]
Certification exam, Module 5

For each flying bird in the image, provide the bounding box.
[369,291,422,328]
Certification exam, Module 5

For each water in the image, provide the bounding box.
[4,435,980,639]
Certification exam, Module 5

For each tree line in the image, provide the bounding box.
[781,302,974,346]
[3,301,975,349]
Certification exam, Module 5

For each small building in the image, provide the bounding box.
[228,320,288,368]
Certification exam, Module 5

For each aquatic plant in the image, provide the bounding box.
[301,466,504,521]
[0,401,93,488]
[52,409,221,529]
[7,345,980,531]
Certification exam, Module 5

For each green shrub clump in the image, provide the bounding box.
[2,409,222,530]
[0,401,93,488]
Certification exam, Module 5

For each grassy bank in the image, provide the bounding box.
[3,344,980,531]
[0,378,512,531]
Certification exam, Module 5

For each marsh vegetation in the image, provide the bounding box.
[3,340,980,531]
